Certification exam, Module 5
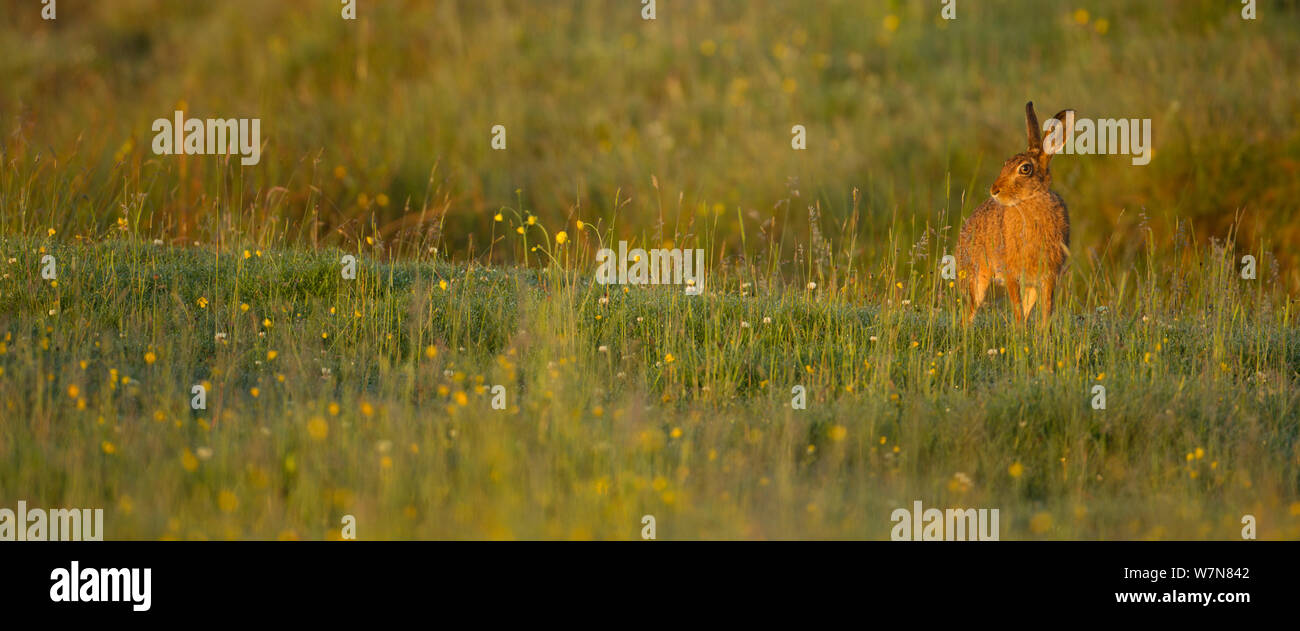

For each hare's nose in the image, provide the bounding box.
[990,185,1000,196]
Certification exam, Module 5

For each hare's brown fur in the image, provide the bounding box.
[957,102,1073,326]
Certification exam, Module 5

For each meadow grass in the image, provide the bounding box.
[1,1,1298,539]
[0,224,1295,540]
[3,1,1299,287]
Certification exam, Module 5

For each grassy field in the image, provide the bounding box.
[1,1,1298,539]
[0,231,1295,540]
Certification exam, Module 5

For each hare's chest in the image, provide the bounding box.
[998,207,1067,278]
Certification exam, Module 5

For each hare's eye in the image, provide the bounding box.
[1018,163,1033,175]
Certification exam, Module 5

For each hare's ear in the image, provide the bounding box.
[1025,101,1041,152]
[1042,110,1076,157]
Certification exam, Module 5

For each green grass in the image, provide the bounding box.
[3,1,1299,289]
[1,1,1298,540]
[0,233,1295,539]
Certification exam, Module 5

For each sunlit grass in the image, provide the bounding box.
[2,1,1298,288]
[0,0,1297,540]
[0,225,1295,540]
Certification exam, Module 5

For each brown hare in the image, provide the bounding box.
[957,101,1075,327]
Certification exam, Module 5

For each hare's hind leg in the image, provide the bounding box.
[964,268,991,325]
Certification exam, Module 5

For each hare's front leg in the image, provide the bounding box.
[1020,286,1039,321]
[1005,278,1025,325]
[964,268,991,325]
[1038,275,1056,328]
